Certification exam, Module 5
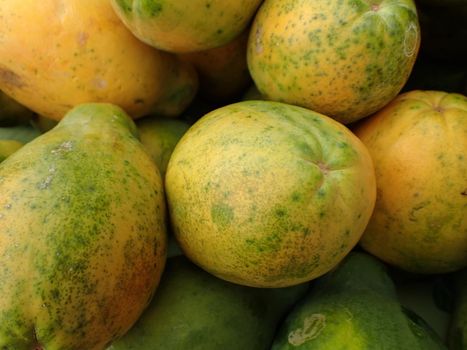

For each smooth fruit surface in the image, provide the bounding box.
[0,0,198,120]
[137,116,190,179]
[109,256,308,350]
[0,103,167,350]
[179,29,251,103]
[271,252,447,349]
[111,0,263,53]
[247,0,420,124]
[354,90,467,274]
[166,100,376,288]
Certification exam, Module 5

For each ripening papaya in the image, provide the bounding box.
[0,103,167,350]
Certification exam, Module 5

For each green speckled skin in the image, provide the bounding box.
[165,100,376,288]
[354,91,467,274]
[0,103,167,350]
[272,252,447,349]
[108,256,309,350]
[111,0,263,53]
[247,0,420,124]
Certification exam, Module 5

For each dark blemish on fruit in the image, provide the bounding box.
[0,67,25,88]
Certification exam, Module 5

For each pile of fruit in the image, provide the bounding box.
[0,0,465,349]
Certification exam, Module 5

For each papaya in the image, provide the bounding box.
[108,255,309,350]
[0,125,41,144]
[247,0,420,124]
[353,90,467,274]
[136,116,190,179]
[0,103,167,350]
[0,140,23,163]
[0,0,198,121]
[166,100,376,288]
[0,124,40,162]
[31,115,59,134]
[271,252,447,349]
[396,277,451,341]
[448,269,467,350]
[110,0,263,53]
[178,28,252,103]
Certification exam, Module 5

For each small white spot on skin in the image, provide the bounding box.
[288,314,326,346]
[4,203,11,209]
[403,22,418,57]
[38,175,54,190]
[93,78,108,89]
[0,214,4,219]
[255,25,263,54]
[77,32,89,46]
[51,141,73,155]
[54,0,67,22]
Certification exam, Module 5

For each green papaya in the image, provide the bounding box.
[449,269,467,350]
[0,124,41,143]
[31,115,59,133]
[136,116,190,179]
[272,252,447,350]
[108,255,309,350]
[396,277,451,341]
[0,103,167,350]
[0,124,41,162]
[0,139,23,162]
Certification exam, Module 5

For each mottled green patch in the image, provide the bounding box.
[211,203,234,227]
[114,0,133,14]
[275,208,288,218]
[138,0,163,17]
[249,232,283,254]
[291,192,302,202]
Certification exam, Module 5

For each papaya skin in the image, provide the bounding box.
[247,0,420,124]
[353,90,467,274]
[0,140,23,162]
[108,256,309,350]
[271,252,447,349]
[136,116,190,179]
[166,100,376,288]
[111,0,263,53]
[0,103,167,350]
[0,0,198,121]
[178,29,252,103]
